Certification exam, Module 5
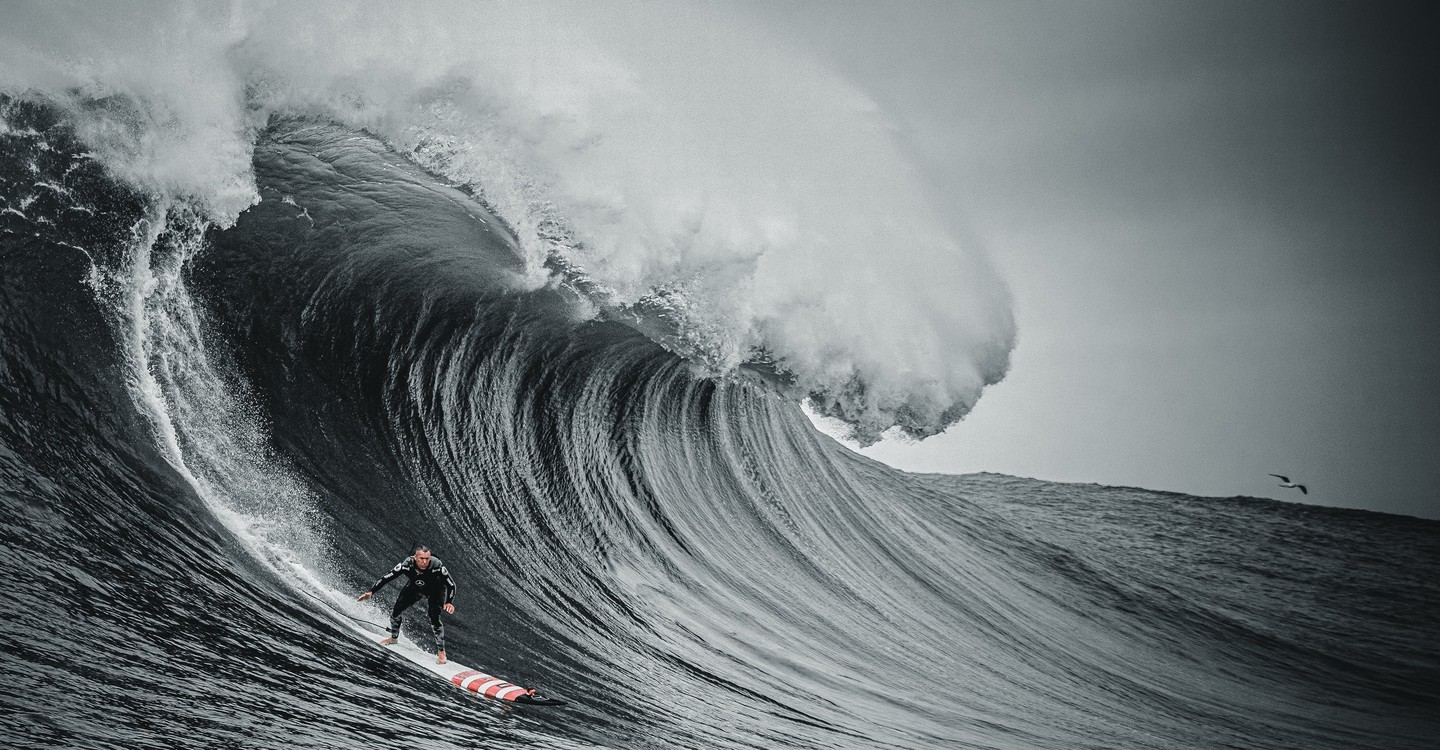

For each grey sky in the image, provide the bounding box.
[746,1,1440,518]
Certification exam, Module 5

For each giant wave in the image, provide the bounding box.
[2,6,1438,749]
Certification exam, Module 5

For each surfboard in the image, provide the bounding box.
[363,631,566,705]
[302,587,565,706]
[331,614,565,706]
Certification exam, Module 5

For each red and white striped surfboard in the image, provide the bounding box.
[365,630,565,706]
[448,669,555,704]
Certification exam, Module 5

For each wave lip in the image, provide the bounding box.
[1,0,1016,443]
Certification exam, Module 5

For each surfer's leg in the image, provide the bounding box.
[427,595,445,651]
[389,588,420,638]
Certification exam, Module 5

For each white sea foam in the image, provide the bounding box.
[0,0,1015,443]
[80,190,382,634]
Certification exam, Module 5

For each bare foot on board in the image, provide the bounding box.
[436,650,447,665]
[379,637,397,646]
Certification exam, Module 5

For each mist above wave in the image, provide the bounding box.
[1,0,1015,443]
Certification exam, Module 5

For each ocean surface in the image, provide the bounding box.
[2,98,1438,750]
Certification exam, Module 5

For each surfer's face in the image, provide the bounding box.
[414,551,431,569]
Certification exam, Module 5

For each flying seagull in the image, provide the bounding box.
[1268,474,1308,494]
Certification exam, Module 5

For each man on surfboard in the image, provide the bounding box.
[357,546,457,664]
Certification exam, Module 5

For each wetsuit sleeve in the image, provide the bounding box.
[441,563,456,605]
[369,558,410,594]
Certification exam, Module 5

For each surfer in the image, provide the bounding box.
[357,546,457,664]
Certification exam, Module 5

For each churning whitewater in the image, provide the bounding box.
[2,5,1438,750]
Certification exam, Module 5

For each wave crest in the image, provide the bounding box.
[1,0,1015,441]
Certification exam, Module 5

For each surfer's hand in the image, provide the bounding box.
[444,603,455,615]
[356,592,373,602]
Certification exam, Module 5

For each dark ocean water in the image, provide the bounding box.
[2,99,1437,749]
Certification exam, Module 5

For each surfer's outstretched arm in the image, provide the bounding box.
[372,557,413,593]
[357,557,412,601]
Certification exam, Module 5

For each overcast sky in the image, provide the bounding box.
[746,1,1439,518]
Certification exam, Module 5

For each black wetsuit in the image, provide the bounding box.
[369,556,457,650]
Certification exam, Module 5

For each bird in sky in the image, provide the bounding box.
[1268,474,1308,494]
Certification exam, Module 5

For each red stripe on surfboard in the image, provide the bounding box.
[467,674,500,693]
[450,670,480,687]
[495,685,527,701]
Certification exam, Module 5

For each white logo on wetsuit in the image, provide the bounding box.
[414,579,425,586]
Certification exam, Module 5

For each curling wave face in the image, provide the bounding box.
[3,103,1437,750]
[0,0,1015,445]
